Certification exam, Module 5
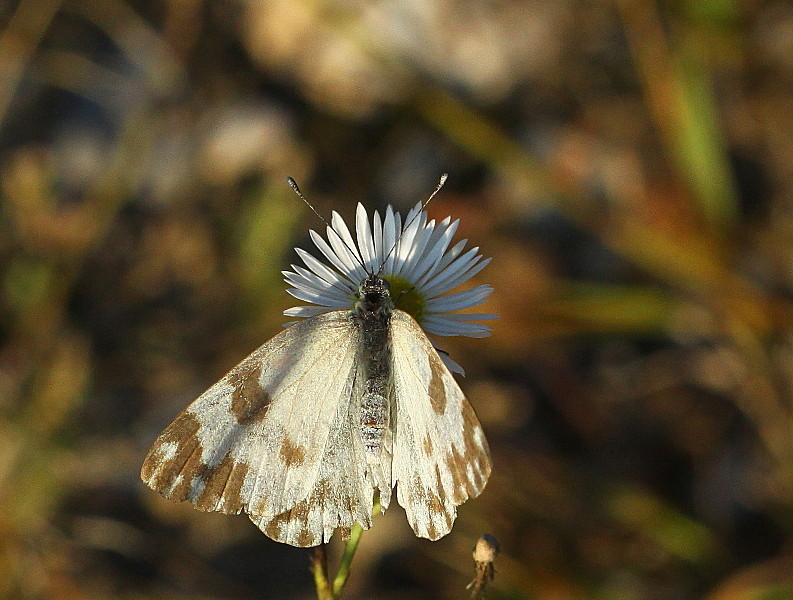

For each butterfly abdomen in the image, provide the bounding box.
[358,318,393,456]
[360,391,389,453]
[359,369,393,499]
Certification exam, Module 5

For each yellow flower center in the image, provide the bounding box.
[383,275,425,323]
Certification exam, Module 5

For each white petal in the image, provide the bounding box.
[393,209,426,275]
[398,218,434,281]
[430,256,492,296]
[421,314,491,337]
[439,320,492,337]
[282,270,348,301]
[283,305,337,317]
[381,206,398,274]
[355,203,376,270]
[372,209,384,267]
[421,247,483,296]
[282,268,316,289]
[421,316,471,336]
[309,230,355,280]
[290,265,355,298]
[426,285,493,311]
[407,218,457,284]
[415,238,468,289]
[327,221,367,281]
[432,312,499,321]
[437,350,465,375]
[286,287,345,306]
[433,237,468,269]
[330,210,359,257]
[295,249,352,291]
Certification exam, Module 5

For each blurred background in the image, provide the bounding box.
[2,0,793,598]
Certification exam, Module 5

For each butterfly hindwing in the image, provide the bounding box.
[389,310,491,540]
[141,311,373,546]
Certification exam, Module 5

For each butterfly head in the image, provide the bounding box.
[355,275,393,317]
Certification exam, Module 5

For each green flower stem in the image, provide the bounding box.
[311,545,332,600]
[312,496,381,599]
[330,523,365,597]
[331,496,381,598]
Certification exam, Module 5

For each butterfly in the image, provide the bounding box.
[141,179,494,547]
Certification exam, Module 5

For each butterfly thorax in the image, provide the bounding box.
[354,275,393,385]
[354,276,394,479]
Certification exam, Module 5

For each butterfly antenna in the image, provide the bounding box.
[286,176,368,272]
[287,176,329,227]
[377,173,448,274]
[421,172,449,213]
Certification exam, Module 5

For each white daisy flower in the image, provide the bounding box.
[282,201,496,374]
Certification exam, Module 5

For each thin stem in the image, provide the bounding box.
[330,524,365,597]
[311,545,332,600]
[330,496,381,598]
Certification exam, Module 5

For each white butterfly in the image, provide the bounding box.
[141,183,495,547]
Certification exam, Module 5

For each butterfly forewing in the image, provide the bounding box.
[141,311,374,546]
[390,310,491,540]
